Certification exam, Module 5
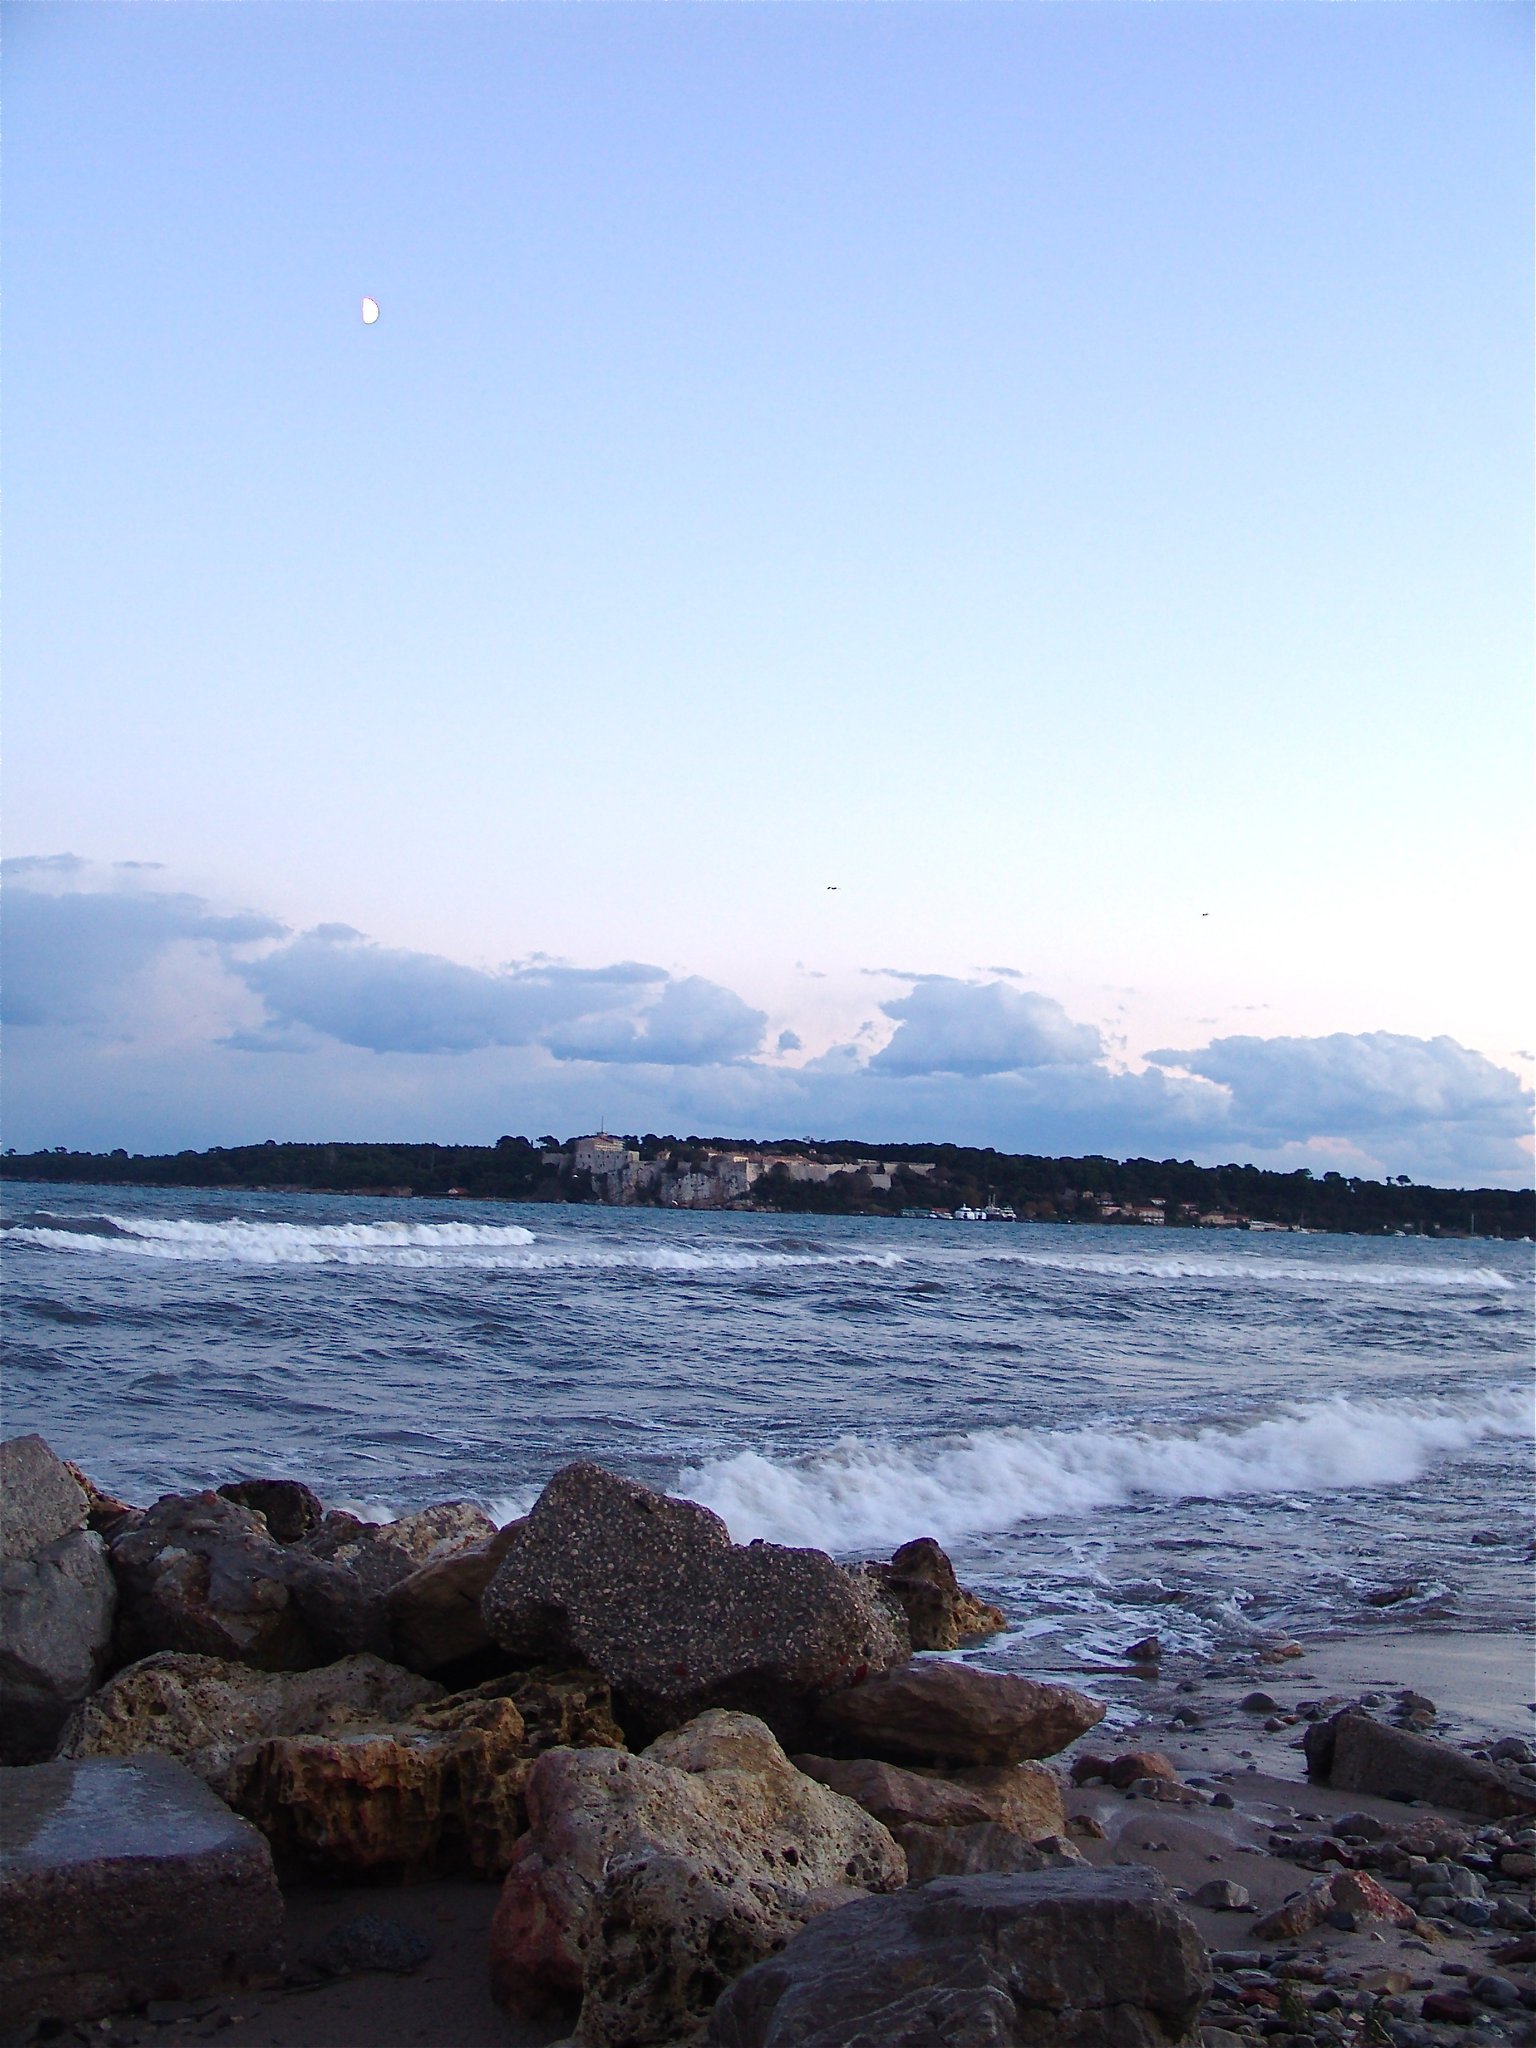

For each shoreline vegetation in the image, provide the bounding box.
[3,1137,1532,1239]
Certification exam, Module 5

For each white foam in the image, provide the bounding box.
[968,1247,1518,1292]
[5,1214,904,1273]
[677,1389,1533,1552]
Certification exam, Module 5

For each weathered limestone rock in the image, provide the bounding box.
[482,1465,909,1739]
[792,1755,1066,1843]
[578,1852,867,2048]
[866,1539,1006,1652]
[813,1661,1104,1768]
[0,1436,86,1561]
[0,1530,117,1763]
[704,1866,1211,2048]
[1251,1868,1414,1941]
[217,1477,324,1543]
[59,1650,443,1790]
[108,1492,370,1670]
[489,1710,906,2030]
[893,1822,1085,1886]
[460,1665,627,1757]
[224,1690,532,1879]
[1305,1709,1536,1820]
[0,1755,282,2030]
[388,1518,525,1674]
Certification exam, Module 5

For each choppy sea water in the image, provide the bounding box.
[3,1183,1531,1677]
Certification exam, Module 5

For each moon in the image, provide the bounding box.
[361,297,380,325]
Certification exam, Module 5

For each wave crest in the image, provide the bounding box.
[677,1390,1533,1551]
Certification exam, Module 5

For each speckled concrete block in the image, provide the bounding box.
[0,1754,282,2028]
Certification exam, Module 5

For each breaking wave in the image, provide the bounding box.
[968,1247,1518,1292]
[2,1213,902,1273]
[678,1389,1534,1552]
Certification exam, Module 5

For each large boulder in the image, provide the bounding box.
[704,1866,1210,2048]
[108,1492,373,1670]
[489,1710,907,2034]
[865,1539,1006,1652]
[224,1689,532,1880]
[388,1517,525,1675]
[792,1756,1067,1843]
[1305,1709,1536,1820]
[0,1436,87,1560]
[0,1531,117,1763]
[481,1465,909,1739]
[813,1662,1104,1768]
[58,1649,443,1791]
[0,1755,282,2031]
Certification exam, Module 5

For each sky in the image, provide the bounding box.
[4,2,1532,1186]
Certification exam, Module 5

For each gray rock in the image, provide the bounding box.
[812,1661,1105,1768]
[482,1464,909,1740]
[0,1530,116,1763]
[108,1491,385,1670]
[894,1822,1083,1885]
[703,1865,1211,2048]
[303,1913,433,1977]
[1305,1711,1536,1820]
[0,1754,282,2030]
[0,1437,87,1563]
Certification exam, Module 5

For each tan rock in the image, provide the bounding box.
[793,1755,1065,1843]
[814,1661,1104,1767]
[489,1710,906,2032]
[59,1650,443,1791]
[224,1691,531,1879]
[431,1664,626,1757]
[387,1519,524,1673]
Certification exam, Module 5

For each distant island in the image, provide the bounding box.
[4,1135,1531,1239]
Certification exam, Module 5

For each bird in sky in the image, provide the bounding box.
[827,885,838,891]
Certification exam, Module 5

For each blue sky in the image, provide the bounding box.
[4,3,1531,1184]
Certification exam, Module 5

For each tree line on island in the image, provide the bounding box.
[3,1134,1531,1238]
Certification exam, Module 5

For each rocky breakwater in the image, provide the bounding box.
[4,1441,1129,2040]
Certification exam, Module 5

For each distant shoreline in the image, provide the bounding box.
[3,1139,1532,1240]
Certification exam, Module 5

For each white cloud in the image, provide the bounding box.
[871,978,1102,1076]
[3,861,1529,1186]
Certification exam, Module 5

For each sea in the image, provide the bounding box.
[3,1182,1532,1691]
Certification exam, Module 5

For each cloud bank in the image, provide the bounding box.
[2,862,1530,1187]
